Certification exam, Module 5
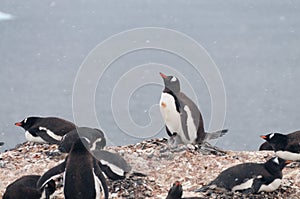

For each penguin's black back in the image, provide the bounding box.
[210,158,284,191]
[31,117,76,136]
[64,139,97,199]
[18,116,76,136]
[262,132,300,153]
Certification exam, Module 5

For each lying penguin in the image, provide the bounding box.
[159,72,228,147]
[3,175,55,199]
[58,127,106,153]
[92,150,132,180]
[261,131,300,160]
[195,157,291,194]
[37,138,109,199]
[15,116,76,144]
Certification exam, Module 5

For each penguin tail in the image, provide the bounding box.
[205,129,228,141]
[131,171,147,177]
[194,185,209,192]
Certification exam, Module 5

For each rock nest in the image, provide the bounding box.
[1,138,300,198]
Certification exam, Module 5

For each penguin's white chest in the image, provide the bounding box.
[276,151,300,161]
[160,93,182,132]
[25,131,46,143]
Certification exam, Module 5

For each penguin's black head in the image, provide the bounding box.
[265,157,292,171]
[166,181,183,199]
[59,129,80,153]
[160,72,180,93]
[260,133,288,150]
[70,137,90,153]
[15,117,39,130]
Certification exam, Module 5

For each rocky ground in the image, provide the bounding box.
[1,138,300,199]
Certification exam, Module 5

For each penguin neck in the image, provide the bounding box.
[271,136,288,151]
[264,162,283,177]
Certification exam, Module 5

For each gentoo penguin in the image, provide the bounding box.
[159,72,228,146]
[195,157,291,194]
[166,181,183,199]
[166,181,204,199]
[3,175,55,199]
[58,127,106,153]
[15,116,76,144]
[0,142,3,146]
[259,141,273,151]
[260,131,300,160]
[92,150,132,180]
[37,138,109,199]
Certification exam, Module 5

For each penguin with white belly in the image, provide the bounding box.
[260,131,300,160]
[159,72,228,147]
[194,157,291,194]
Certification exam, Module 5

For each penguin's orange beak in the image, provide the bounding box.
[15,122,22,126]
[160,72,167,79]
[260,135,267,139]
[175,181,181,186]
[285,160,292,165]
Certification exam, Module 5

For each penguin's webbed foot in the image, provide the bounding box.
[196,142,227,156]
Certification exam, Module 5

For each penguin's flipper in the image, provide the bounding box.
[179,106,191,141]
[205,129,228,141]
[30,128,60,144]
[37,160,66,189]
[93,158,109,199]
[165,126,173,137]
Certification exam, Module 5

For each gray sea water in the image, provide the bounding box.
[0,0,299,152]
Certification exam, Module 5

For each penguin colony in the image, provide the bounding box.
[2,72,299,198]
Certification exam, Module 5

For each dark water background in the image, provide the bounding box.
[0,0,299,152]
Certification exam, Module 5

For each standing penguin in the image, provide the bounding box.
[15,116,76,144]
[195,157,291,193]
[37,138,109,199]
[260,130,300,160]
[3,175,55,199]
[58,127,106,153]
[159,73,228,146]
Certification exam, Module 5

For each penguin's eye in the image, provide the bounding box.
[24,118,27,123]
[269,133,274,139]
